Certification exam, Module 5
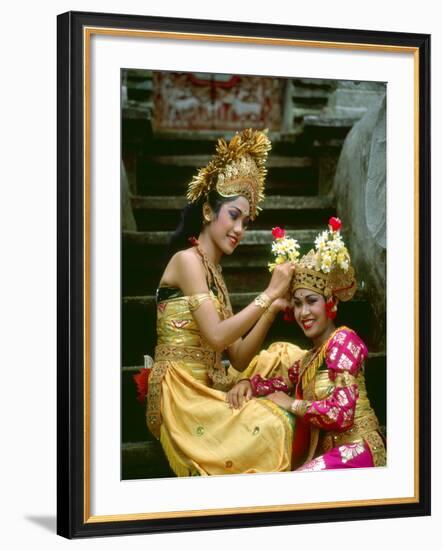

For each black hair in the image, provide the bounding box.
[162,191,241,266]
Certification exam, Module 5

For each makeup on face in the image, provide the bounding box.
[207,196,250,256]
[293,288,335,346]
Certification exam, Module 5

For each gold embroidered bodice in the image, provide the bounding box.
[156,293,211,349]
[305,367,375,424]
[155,287,226,386]
[304,367,385,466]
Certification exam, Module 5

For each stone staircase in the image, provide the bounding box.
[121,75,386,479]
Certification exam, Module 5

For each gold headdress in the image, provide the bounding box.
[291,217,357,301]
[186,128,271,220]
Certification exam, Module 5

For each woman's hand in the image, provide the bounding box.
[261,294,293,325]
[265,262,296,301]
[226,380,252,409]
[265,391,294,411]
[268,294,292,315]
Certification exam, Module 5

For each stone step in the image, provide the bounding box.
[136,153,318,196]
[131,195,335,231]
[128,79,154,92]
[122,441,174,480]
[145,129,299,143]
[123,228,318,246]
[123,102,154,120]
[288,79,336,126]
[292,88,331,100]
[147,154,313,169]
[291,78,337,89]
[132,194,333,211]
[124,71,153,106]
[302,115,355,144]
[147,130,252,141]
[304,115,358,128]
[137,176,319,197]
[137,130,318,158]
[293,107,327,119]
[125,68,152,78]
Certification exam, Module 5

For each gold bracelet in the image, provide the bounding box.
[254,292,272,311]
[291,399,308,416]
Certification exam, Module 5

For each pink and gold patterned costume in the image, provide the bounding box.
[251,327,386,471]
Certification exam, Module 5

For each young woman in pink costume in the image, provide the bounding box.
[227,218,386,471]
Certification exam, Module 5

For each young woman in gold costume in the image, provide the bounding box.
[227,218,386,470]
[146,129,304,476]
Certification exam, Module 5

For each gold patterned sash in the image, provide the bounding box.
[320,414,380,451]
[147,344,225,439]
[154,343,216,366]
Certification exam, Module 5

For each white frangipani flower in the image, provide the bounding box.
[268,232,300,272]
[314,226,350,273]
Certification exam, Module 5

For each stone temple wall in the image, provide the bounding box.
[332,93,386,350]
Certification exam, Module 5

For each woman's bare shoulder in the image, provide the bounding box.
[170,248,203,269]
[160,248,206,291]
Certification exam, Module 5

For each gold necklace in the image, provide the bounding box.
[299,326,351,391]
[195,245,232,319]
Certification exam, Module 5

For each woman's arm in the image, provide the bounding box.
[264,371,359,431]
[266,382,359,431]
[294,378,359,430]
[225,297,290,371]
[266,329,368,430]
[166,249,295,353]
[297,329,367,429]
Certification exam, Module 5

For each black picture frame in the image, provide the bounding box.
[57,10,431,539]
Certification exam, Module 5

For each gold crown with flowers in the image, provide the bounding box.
[186,128,271,220]
[291,217,357,301]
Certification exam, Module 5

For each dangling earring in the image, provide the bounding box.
[202,203,212,225]
[325,297,338,320]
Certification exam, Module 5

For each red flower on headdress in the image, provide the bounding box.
[325,297,338,320]
[272,227,286,239]
[133,368,150,404]
[328,217,342,232]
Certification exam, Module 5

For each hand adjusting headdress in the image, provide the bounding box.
[291,217,357,302]
[186,128,271,220]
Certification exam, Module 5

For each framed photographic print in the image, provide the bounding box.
[57,10,431,538]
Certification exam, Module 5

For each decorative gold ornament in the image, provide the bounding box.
[290,219,357,302]
[195,245,232,320]
[253,292,272,311]
[299,326,352,392]
[186,128,271,220]
[290,399,309,416]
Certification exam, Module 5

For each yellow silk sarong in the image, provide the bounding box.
[146,290,305,476]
